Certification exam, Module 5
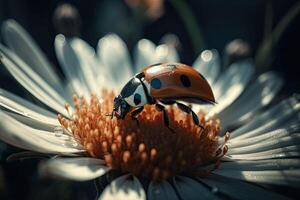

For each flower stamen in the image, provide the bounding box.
[58,90,229,181]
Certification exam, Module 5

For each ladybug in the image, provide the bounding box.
[111,63,215,131]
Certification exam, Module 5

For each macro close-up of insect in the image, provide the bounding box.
[111,63,215,131]
[0,1,299,200]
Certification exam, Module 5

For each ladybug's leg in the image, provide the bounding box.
[111,111,114,119]
[176,102,204,129]
[159,99,176,105]
[155,103,175,133]
[131,106,144,126]
[136,72,156,105]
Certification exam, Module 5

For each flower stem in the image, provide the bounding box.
[255,1,300,72]
[168,0,205,55]
[263,0,273,41]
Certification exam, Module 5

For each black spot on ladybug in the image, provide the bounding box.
[134,93,141,105]
[198,72,207,82]
[151,78,162,89]
[180,75,191,87]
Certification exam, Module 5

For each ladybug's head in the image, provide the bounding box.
[113,95,132,119]
[112,77,146,119]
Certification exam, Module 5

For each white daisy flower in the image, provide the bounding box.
[0,20,299,200]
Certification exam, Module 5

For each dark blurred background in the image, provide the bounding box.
[0,0,299,199]
[0,0,299,92]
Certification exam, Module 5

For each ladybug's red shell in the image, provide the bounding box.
[142,63,215,104]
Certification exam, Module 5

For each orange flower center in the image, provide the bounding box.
[58,90,229,181]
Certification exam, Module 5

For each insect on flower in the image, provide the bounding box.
[1,18,299,200]
[111,63,216,131]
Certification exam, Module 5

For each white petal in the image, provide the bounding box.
[39,157,108,181]
[199,174,288,200]
[134,39,157,71]
[213,169,300,187]
[173,176,219,200]
[148,181,179,200]
[97,34,133,87]
[219,159,300,171]
[7,151,50,162]
[155,44,180,63]
[1,19,65,95]
[99,175,146,200]
[229,125,300,149]
[5,111,57,132]
[0,88,59,126]
[228,133,300,155]
[69,37,103,95]
[212,60,254,99]
[206,60,255,115]
[55,34,91,98]
[0,45,69,115]
[225,145,300,161]
[68,36,98,73]
[230,95,300,139]
[193,49,221,85]
[0,111,84,154]
[217,72,283,131]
